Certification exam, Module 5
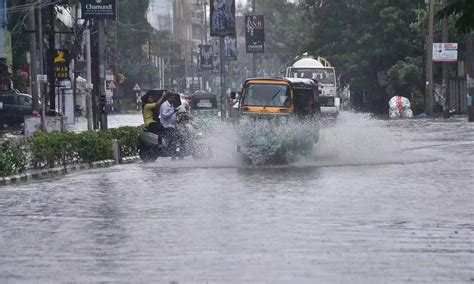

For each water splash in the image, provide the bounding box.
[307,112,419,167]
[145,112,434,169]
[236,117,319,165]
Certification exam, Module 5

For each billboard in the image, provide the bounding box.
[433,43,458,62]
[245,15,264,53]
[81,0,117,20]
[210,0,236,37]
[52,49,71,79]
[200,45,213,70]
[224,36,237,60]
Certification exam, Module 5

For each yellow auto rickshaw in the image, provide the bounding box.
[236,77,321,165]
[238,77,320,118]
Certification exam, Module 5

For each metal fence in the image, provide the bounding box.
[448,79,467,114]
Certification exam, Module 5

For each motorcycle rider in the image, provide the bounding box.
[142,93,166,135]
[160,92,179,154]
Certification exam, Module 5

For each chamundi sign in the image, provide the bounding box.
[81,0,117,20]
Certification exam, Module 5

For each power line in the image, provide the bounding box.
[10,9,32,33]
[2,0,65,14]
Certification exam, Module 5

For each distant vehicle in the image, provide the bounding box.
[190,91,219,119]
[286,55,340,116]
[0,89,35,126]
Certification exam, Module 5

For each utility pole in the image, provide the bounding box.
[48,4,55,111]
[220,36,226,120]
[425,0,434,115]
[91,20,99,129]
[37,0,45,128]
[28,2,39,113]
[37,0,43,75]
[148,37,152,89]
[442,0,450,118]
[251,0,257,77]
[85,27,93,131]
[98,20,107,130]
[201,0,208,91]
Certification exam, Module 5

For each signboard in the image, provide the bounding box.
[224,36,237,60]
[37,74,47,82]
[245,15,264,53]
[210,0,236,36]
[433,43,458,62]
[200,45,213,70]
[81,0,117,20]
[107,80,116,90]
[52,49,70,79]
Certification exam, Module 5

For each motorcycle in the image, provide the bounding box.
[138,107,213,162]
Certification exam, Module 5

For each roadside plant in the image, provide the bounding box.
[0,140,27,177]
[28,132,78,169]
[2,126,139,177]
[75,131,113,163]
[104,126,141,157]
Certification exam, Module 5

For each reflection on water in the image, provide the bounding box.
[0,112,473,282]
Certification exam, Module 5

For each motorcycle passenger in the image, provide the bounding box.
[160,92,178,153]
[142,94,166,135]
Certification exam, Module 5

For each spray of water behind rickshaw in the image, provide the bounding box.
[149,112,431,169]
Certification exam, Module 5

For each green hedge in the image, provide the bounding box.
[0,126,140,177]
[74,131,113,164]
[28,132,79,169]
[0,140,27,177]
[103,126,141,157]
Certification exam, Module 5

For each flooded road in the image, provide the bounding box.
[1,113,473,283]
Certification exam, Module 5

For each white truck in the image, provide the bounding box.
[286,56,340,116]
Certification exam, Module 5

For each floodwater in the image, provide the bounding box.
[1,112,473,283]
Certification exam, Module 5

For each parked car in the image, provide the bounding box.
[0,89,36,126]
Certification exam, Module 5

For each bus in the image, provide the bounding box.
[286,56,340,116]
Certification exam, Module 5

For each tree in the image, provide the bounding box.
[6,0,30,92]
[437,0,474,33]
[299,0,426,113]
[105,0,184,98]
[255,0,306,64]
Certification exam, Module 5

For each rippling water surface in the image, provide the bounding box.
[1,113,473,283]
